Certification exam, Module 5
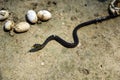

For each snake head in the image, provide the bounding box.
[29,44,43,52]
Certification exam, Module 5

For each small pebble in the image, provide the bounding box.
[94,13,99,17]
[41,62,45,66]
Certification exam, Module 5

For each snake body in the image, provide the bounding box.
[29,0,120,52]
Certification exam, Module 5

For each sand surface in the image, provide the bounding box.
[0,0,120,80]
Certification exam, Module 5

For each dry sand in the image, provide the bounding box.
[0,0,120,80]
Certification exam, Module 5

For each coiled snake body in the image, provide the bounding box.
[29,0,120,52]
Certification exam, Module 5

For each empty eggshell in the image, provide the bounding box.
[14,22,30,33]
[37,10,52,21]
[26,10,38,23]
[0,10,9,21]
[4,20,14,31]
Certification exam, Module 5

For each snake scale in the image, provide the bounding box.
[29,0,120,52]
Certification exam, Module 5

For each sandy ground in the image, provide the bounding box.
[0,0,120,80]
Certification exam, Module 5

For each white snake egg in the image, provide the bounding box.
[0,10,9,21]
[14,22,30,33]
[4,20,14,31]
[26,10,38,23]
[37,10,52,21]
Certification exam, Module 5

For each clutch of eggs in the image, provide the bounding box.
[4,21,30,33]
[26,10,52,23]
[2,10,52,34]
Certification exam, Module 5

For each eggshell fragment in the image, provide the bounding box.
[4,20,14,31]
[0,10,9,21]
[26,10,38,23]
[14,22,30,33]
[37,10,52,21]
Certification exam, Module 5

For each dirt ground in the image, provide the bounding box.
[0,0,120,80]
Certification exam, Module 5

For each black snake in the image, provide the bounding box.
[29,0,120,52]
